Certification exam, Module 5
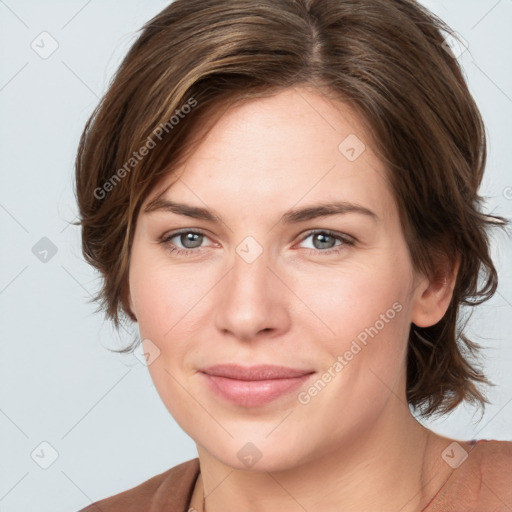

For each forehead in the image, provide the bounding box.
[143,87,395,224]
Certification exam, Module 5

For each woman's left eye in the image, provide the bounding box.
[159,229,354,257]
[297,230,355,254]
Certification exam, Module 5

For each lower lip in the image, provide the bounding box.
[201,373,314,407]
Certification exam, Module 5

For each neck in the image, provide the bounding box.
[191,402,454,512]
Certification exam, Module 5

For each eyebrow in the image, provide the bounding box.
[144,199,379,224]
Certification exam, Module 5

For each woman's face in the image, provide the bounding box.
[128,87,430,471]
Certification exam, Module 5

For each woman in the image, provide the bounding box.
[75,0,511,510]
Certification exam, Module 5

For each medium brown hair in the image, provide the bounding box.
[74,0,509,417]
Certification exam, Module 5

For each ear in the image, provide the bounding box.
[411,251,460,328]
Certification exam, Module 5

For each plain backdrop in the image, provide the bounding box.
[0,1,511,510]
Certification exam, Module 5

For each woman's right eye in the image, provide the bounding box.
[159,230,211,256]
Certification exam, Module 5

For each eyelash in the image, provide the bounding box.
[159,229,355,257]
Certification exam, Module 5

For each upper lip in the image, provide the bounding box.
[200,364,314,381]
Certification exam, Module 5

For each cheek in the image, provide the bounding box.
[129,263,209,428]
[291,258,410,356]
[129,258,206,341]
[291,253,413,415]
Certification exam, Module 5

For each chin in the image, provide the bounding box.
[198,434,315,474]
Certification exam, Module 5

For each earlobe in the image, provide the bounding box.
[411,253,460,328]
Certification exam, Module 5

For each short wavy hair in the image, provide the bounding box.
[74,0,509,417]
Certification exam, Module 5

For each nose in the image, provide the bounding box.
[214,248,291,342]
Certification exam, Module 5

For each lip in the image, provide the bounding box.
[199,364,315,407]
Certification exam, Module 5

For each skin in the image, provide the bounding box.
[127,87,465,512]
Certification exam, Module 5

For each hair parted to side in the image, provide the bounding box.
[74,0,510,417]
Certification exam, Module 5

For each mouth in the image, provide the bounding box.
[199,364,315,407]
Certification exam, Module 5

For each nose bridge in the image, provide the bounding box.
[230,246,269,297]
[214,243,288,339]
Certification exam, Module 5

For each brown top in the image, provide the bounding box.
[79,439,512,512]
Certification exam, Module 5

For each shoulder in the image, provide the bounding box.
[471,438,512,465]
[469,439,512,502]
[78,458,200,512]
[426,439,512,511]
[463,439,512,485]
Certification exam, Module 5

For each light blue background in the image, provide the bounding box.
[1,1,511,510]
